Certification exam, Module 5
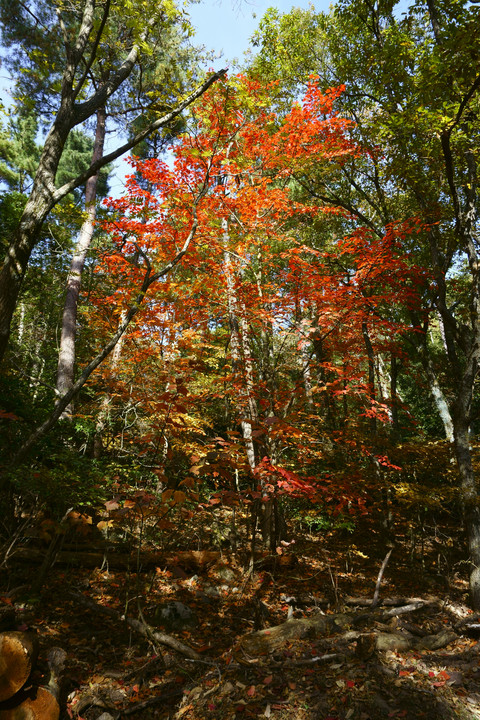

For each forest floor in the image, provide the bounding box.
[2,509,480,720]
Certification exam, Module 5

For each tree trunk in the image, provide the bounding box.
[93,308,128,457]
[452,368,480,609]
[221,217,257,470]
[390,354,399,436]
[221,215,285,547]
[56,106,107,417]
[362,321,376,435]
[297,320,313,409]
[0,95,76,363]
[419,344,455,442]
[453,423,480,609]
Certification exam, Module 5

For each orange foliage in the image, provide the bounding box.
[90,74,426,506]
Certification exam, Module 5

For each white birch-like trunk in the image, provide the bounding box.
[423,353,455,442]
[17,303,25,346]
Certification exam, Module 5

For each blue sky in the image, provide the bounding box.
[187,0,411,65]
[108,0,334,195]
[187,0,332,66]
[1,0,408,196]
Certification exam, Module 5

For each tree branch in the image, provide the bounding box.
[72,0,112,102]
[72,0,96,64]
[11,176,210,465]
[51,69,227,204]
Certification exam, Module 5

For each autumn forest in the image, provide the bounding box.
[0,0,480,718]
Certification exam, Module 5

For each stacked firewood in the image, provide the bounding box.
[0,632,65,720]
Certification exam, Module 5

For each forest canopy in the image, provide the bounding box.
[1,0,480,614]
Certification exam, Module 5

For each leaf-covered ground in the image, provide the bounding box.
[2,513,480,720]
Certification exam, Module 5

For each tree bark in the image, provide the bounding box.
[438,132,480,607]
[221,217,257,471]
[452,403,480,609]
[362,321,376,434]
[418,337,455,442]
[93,308,128,457]
[390,354,399,435]
[56,106,107,417]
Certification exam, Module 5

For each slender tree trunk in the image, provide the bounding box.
[390,354,399,436]
[252,249,289,548]
[362,321,376,434]
[93,308,127,457]
[376,353,388,404]
[238,297,259,433]
[56,106,107,417]
[342,362,348,425]
[221,216,285,547]
[429,375,455,442]
[312,332,337,430]
[453,415,480,609]
[17,303,25,345]
[221,218,257,470]
[418,340,455,442]
[300,340,314,409]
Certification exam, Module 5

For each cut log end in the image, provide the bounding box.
[0,686,60,720]
[0,632,39,703]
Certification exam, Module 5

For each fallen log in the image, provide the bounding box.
[12,547,220,571]
[376,628,457,652]
[12,547,293,572]
[235,612,458,662]
[0,632,39,702]
[344,596,433,608]
[235,613,351,660]
[380,600,439,618]
[126,618,202,661]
